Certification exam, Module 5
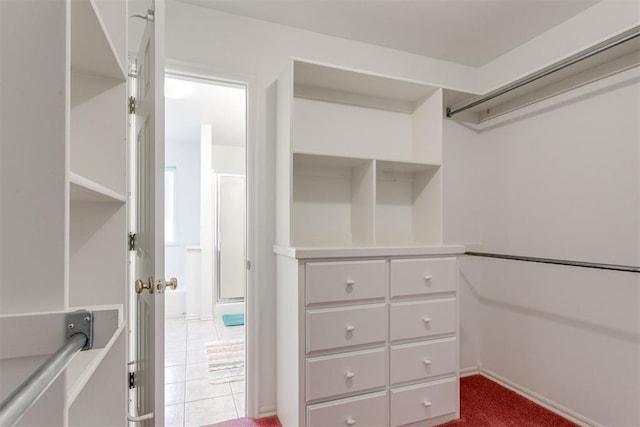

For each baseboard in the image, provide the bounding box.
[459,366,480,377]
[479,368,599,427]
[258,405,277,418]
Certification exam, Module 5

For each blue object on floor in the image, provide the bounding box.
[222,313,244,327]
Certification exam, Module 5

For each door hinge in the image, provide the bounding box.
[246,260,251,270]
[129,372,136,389]
[129,233,136,251]
[128,96,136,114]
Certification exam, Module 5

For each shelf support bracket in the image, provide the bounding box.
[65,310,94,351]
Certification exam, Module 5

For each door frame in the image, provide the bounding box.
[165,60,258,419]
[215,173,246,304]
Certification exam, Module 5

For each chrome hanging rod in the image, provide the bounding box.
[0,335,86,427]
[0,311,93,427]
[465,251,640,273]
[446,27,640,118]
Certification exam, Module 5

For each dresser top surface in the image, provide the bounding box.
[273,245,465,259]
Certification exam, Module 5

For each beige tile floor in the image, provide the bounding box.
[165,317,245,427]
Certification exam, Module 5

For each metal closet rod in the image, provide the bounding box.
[446,27,640,118]
[465,251,640,273]
[0,334,87,427]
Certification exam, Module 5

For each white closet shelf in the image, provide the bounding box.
[70,0,126,81]
[66,322,125,407]
[294,60,439,108]
[70,172,126,203]
[293,152,441,169]
[377,160,441,172]
[293,152,371,169]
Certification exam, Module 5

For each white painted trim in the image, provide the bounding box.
[258,406,277,418]
[479,368,599,427]
[459,366,480,377]
[164,58,260,419]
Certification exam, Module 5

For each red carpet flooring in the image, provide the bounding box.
[438,375,578,427]
[205,416,281,427]
[205,375,577,427]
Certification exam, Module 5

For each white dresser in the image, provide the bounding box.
[274,59,460,426]
[275,246,463,427]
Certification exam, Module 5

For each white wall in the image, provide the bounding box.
[442,121,485,373]
[1,0,67,314]
[444,67,640,426]
[212,145,245,175]
[165,134,201,317]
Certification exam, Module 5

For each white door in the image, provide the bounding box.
[131,1,167,425]
[217,174,246,301]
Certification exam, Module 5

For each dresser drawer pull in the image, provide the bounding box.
[345,325,356,332]
[423,401,433,408]
[422,317,432,323]
[346,417,356,425]
[423,275,433,281]
[345,279,355,286]
[423,359,432,365]
[345,371,355,379]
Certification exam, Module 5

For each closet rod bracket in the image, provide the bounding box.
[65,310,94,351]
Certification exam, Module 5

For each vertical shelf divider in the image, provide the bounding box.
[351,160,376,246]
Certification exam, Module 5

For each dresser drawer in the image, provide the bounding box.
[390,299,456,342]
[390,339,456,385]
[306,260,387,305]
[390,379,457,426]
[307,304,387,353]
[307,391,388,427]
[307,348,387,401]
[390,258,456,298]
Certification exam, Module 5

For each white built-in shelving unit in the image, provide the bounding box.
[278,60,444,248]
[67,0,128,423]
[0,1,129,425]
[275,60,462,427]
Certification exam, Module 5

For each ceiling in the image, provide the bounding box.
[165,77,246,147]
[176,0,600,67]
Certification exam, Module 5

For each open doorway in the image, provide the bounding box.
[163,74,247,427]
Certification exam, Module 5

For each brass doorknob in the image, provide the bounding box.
[155,277,178,293]
[164,277,178,290]
[135,276,154,294]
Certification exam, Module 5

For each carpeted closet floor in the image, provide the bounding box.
[205,374,578,427]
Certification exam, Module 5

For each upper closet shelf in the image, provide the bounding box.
[70,172,127,203]
[294,60,439,113]
[71,0,126,81]
[293,151,441,169]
